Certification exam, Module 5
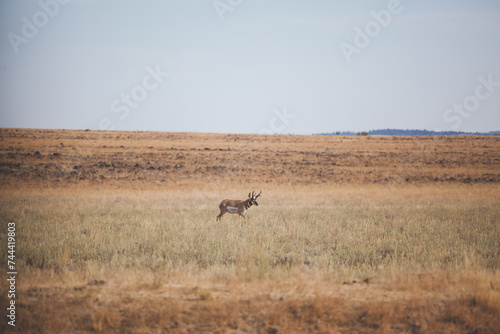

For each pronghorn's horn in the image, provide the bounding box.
[249,192,252,198]
[255,190,262,199]
[251,191,255,198]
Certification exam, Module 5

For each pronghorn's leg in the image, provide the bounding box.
[216,201,227,221]
[238,212,247,219]
[216,208,227,221]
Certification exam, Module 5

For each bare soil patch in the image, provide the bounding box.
[0,128,498,188]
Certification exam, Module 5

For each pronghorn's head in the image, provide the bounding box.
[248,190,262,206]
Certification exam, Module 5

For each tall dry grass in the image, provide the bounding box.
[1,185,499,333]
[2,186,498,281]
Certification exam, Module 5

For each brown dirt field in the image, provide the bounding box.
[0,128,498,188]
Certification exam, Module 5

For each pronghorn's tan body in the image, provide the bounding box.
[216,191,261,221]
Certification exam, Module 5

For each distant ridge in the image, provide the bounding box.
[319,129,500,136]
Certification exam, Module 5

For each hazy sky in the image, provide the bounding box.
[1,0,499,134]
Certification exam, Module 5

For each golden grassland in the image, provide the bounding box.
[0,128,499,333]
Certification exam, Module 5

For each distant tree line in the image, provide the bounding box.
[319,129,500,136]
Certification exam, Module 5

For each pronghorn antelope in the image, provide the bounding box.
[216,191,262,221]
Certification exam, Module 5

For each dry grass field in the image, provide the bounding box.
[0,128,499,333]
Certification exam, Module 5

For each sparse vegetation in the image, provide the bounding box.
[0,128,499,333]
[0,128,499,187]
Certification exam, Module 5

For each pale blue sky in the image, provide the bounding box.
[1,0,499,134]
